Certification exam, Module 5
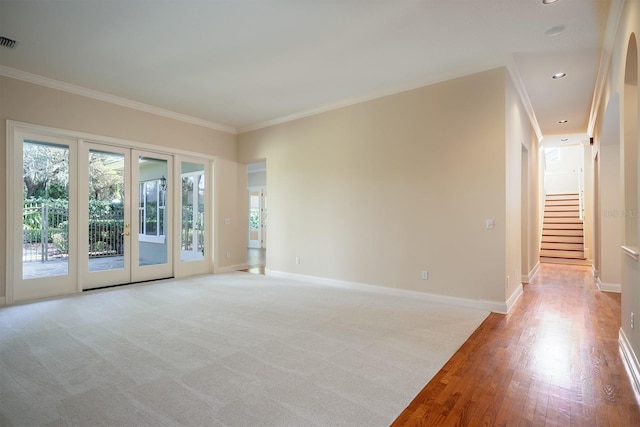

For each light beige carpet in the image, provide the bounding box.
[0,272,488,426]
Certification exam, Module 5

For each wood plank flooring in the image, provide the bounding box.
[392,263,640,426]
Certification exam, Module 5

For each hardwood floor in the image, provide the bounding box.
[392,263,640,426]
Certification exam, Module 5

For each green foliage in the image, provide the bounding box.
[51,221,68,253]
[22,199,125,255]
[23,142,69,199]
[88,218,124,254]
[249,210,260,229]
[23,198,69,245]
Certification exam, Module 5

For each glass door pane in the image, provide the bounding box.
[248,190,261,248]
[22,140,71,279]
[132,150,173,283]
[88,150,126,272]
[11,131,78,303]
[82,143,131,290]
[137,157,168,266]
[180,162,205,261]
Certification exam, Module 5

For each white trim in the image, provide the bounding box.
[622,245,640,261]
[5,122,16,305]
[596,277,622,293]
[587,0,625,137]
[522,262,541,284]
[620,327,640,393]
[266,269,509,314]
[239,58,543,146]
[505,283,524,314]
[505,58,544,143]
[238,59,511,134]
[529,261,541,282]
[174,159,211,278]
[7,121,219,160]
[0,66,237,135]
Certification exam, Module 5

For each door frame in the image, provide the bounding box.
[248,186,266,249]
[5,121,217,304]
[7,129,79,303]
[174,156,212,277]
[79,142,132,289]
[131,149,174,283]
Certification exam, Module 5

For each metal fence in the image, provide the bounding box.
[23,201,69,263]
[23,201,125,263]
[88,205,124,258]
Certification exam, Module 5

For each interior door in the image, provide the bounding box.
[81,145,173,289]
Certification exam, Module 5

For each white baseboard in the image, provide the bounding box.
[266,270,509,314]
[505,284,524,314]
[596,277,622,293]
[521,262,541,284]
[619,328,640,393]
[215,263,248,273]
[529,261,541,282]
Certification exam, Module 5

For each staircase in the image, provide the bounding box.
[540,193,587,265]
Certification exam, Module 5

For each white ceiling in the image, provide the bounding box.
[0,0,614,136]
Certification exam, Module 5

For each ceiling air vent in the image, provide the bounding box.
[0,36,17,48]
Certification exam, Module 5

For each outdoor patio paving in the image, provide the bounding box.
[22,256,125,279]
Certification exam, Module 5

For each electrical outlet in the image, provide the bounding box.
[632,312,635,329]
[295,257,300,265]
[421,271,428,280]
[226,251,231,258]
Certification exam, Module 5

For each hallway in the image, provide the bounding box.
[393,263,640,426]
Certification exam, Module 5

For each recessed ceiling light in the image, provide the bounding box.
[543,0,559,4]
[545,25,566,37]
[552,72,567,79]
[558,120,568,124]
[561,138,569,141]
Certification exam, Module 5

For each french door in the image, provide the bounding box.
[176,158,210,277]
[9,132,79,302]
[80,143,173,289]
[7,123,214,304]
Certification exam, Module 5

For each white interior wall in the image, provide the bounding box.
[600,143,623,286]
[544,144,583,195]
[239,68,512,306]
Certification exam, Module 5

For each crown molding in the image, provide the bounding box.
[587,0,625,137]
[505,56,544,143]
[238,59,510,134]
[0,66,237,135]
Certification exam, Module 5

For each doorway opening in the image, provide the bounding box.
[247,161,266,273]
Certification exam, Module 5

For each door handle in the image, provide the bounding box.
[122,231,130,236]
